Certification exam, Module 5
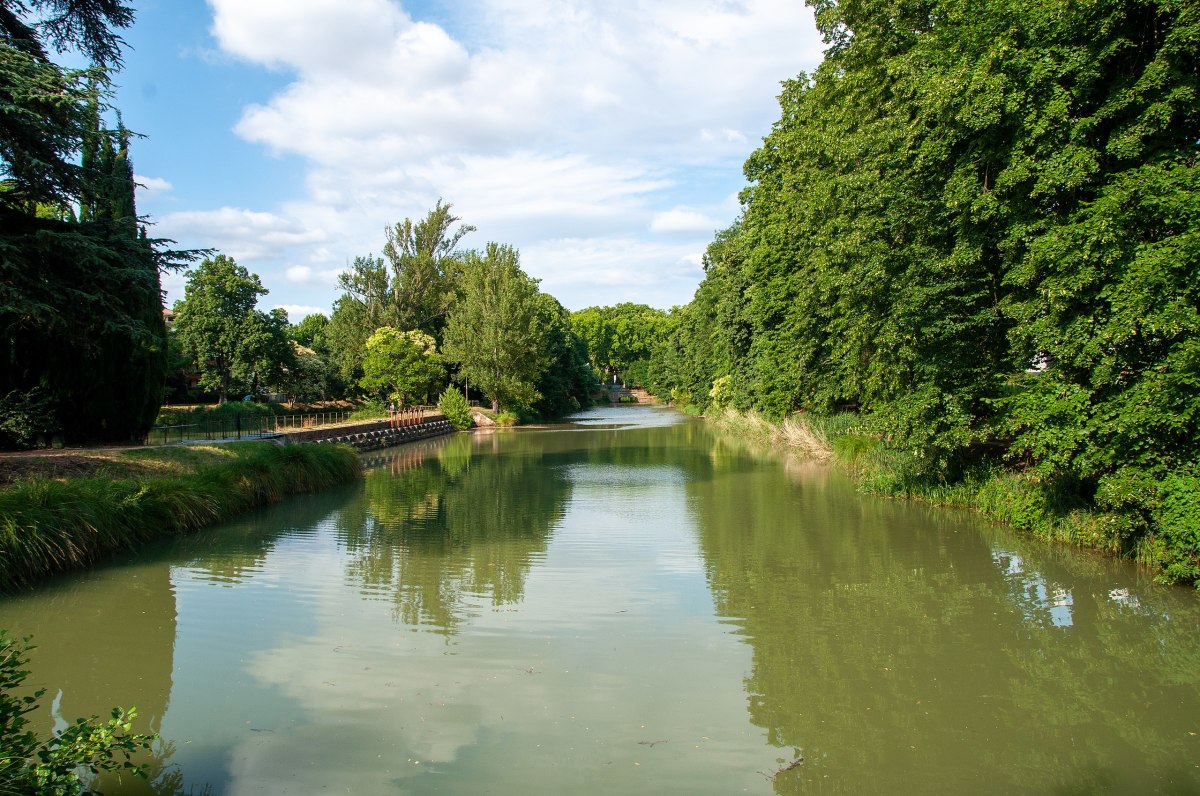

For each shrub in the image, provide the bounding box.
[1151,470,1200,587]
[437,387,472,431]
[495,411,519,426]
[0,389,60,451]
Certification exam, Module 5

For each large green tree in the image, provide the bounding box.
[571,302,670,386]
[648,0,1200,580]
[0,0,190,447]
[326,257,388,387]
[172,255,293,403]
[359,327,445,405]
[328,202,474,387]
[0,0,133,208]
[443,243,548,412]
[380,198,475,338]
[533,294,593,417]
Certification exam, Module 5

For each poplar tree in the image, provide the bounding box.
[442,243,548,412]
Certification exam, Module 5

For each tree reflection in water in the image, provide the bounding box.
[343,431,573,633]
[691,427,1200,795]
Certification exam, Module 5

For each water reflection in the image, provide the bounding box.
[343,431,573,631]
[0,558,180,794]
[694,427,1200,795]
[0,407,1196,795]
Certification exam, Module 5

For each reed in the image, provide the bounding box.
[0,442,360,591]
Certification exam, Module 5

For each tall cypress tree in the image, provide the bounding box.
[1,0,180,448]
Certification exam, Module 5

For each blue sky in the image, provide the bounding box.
[114,0,824,319]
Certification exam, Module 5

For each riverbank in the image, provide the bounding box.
[0,442,360,591]
[708,409,1199,590]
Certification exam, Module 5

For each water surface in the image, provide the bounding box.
[2,405,1198,794]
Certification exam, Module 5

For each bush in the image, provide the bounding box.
[495,411,519,426]
[437,387,472,431]
[155,401,282,426]
[1151,470,1200,586]
[0,389,60,451]
[0,631,155,794]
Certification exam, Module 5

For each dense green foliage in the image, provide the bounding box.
[0,442,360,590]
[379,199,475,340]
[172,255,294,403]
[645,0,1200,584]
[327,201,473,382]
[153,399,285,426]
[572,302,669,387]
[359,327,444,404]
[0,1,191,448]
[0,630,154,794]
[316,204,592,418]
[532,294,593,418]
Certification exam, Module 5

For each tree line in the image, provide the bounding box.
[168,202,596,418]
[641,0,1199,584]
[0,1,599,447]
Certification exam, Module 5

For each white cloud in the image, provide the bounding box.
[176,0,824,310]
[285,264,343,287]
[650,208,721,235]
[135,174,173,198]
[157,207,327,262]
[523,236,704,310]
[699,128,749,145]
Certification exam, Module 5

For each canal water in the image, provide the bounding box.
[2,405,1198,794]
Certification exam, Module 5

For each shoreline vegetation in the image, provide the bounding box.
[0,442,360,592]
[706,408,1198,590]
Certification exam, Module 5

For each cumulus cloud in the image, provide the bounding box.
[178,0,823,310]
[523,236,705,310]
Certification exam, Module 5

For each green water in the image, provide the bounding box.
[2,405,1198,794]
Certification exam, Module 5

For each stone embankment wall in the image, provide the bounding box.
[282,415,454,451]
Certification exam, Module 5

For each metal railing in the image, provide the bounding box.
[148,411,357,444]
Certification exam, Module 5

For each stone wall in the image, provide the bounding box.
[282,414,454,451]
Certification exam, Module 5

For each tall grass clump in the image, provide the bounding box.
[0,443,360,591]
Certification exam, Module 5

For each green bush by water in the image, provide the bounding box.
[348,399,390,421]
[0,443,360,591]
[437,387,472,431]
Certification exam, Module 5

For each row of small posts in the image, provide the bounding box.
[388,405,429,430]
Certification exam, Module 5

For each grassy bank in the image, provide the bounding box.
[0,442,360,591]
[710,409,1199,589]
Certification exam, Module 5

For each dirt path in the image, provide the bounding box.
[0,446,155,486]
